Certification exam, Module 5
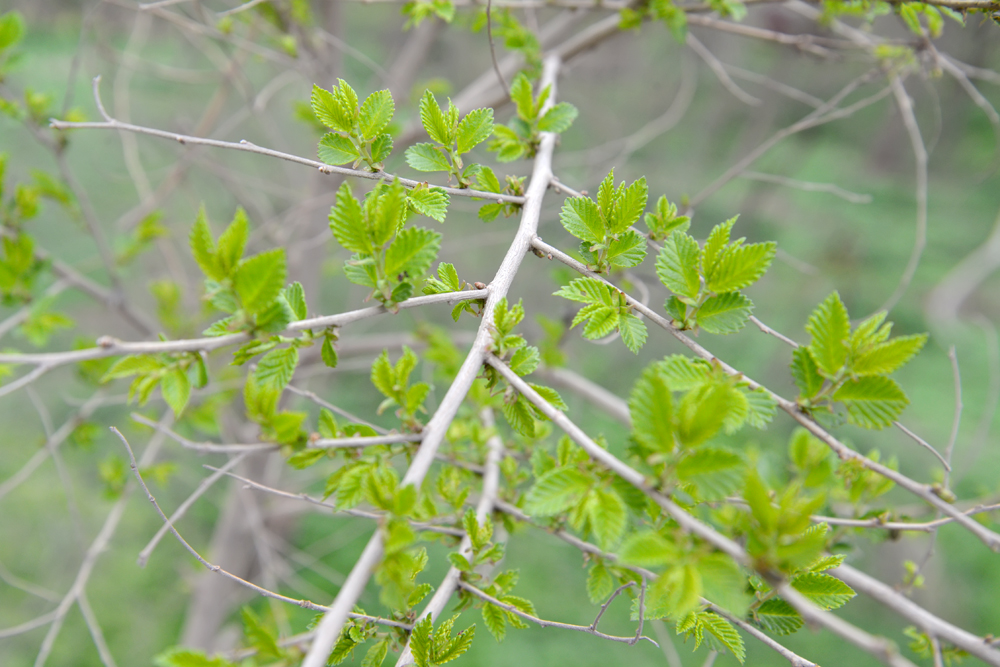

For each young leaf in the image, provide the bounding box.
[282,282,307,320]
[358,89,394,138]
[618,313,647,353]
[698,612,746,663]
[482,602,507,642]
[587,487,627,549]
[405,143,452,172]
[806,292,850,377]
[618,530,677,568]
[254,346,298,391]
[656,233,701,300]
[851,333,928,377]
[384,227,441,279]
[537,102,578,133]
[456,107,494,153]
[215,208,249,277]
[419,90,451,145]
[318,133,360,166]
[754,598,803,635]
[629,365,675,453]
[524,466,591,516]
[311,83,352,132]
[161,368,191,416]
[696,292,752,334]
[790,347,824,399]
[509,73,534,121]
[190,207,221,281]
[790,572,856,610]
[233,249,287,315]
[705,241,776,293]
[560,197,604,245]
[606,230,647,270]
[407,186,449,223]
[833,375,909,429]
[329,183,370,254]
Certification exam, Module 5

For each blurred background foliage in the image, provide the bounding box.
[0,0,998,665]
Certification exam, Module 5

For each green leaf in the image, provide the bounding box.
[254,346,298,391]
[435,262,461,291]
[311,83,353,132]
[833,375,908,429]
[0,11,26,52]
[699,612,746,663]
[705,241,776,293]
[161,368,191,416]
[696,292,752,334]
[456,107,495,153]
[790,347,824,399]
[743,470,776,532]
[676,382,742,447]
[587,487,627,549]
[216,208,249,277]
[405,143,452,172]
[509,72,535,121]
[282,282,307,320]
[676,447,744,501]
[657,355,711,390]
[852,333,927,376]
[743,387,777,429]
[419,90,451,145]
[701,217,736,278]
[790,572,856,610]
[385,227,441,279]
[482,602,506,642]
[103,355,163,381]
[436,623,475,664]
[529,383,567,411]
[509,345,540,376]
[371,134,393,164]
[190,207,221,281]
[524,466,591,516]
[606,229,647,269]
[754,598,803,635]
[410,616,433,667]
[359,89,394,138]
[537,102,578,133]
[656,232,701,300]
[154,647,236,667]
[370,350,394,398]
[618,530,677,568]
[329,183,370,253]
[629,365,674,453]
[560,197,604,245]
[408,186,449,223]
[361,637,389,667]
[806,292,850,377]
[318,133,360,166]
[586,561,615,604]
[609,177,649,235]
[618,313,647,354]
[233,249,287,315]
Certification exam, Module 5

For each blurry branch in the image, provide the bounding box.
[689,68,892,208]
[137,454,249,567]
[110,427,413,630]
[299,54,564,667]
[876,77,928,314]
[687,33,762,106]
[456,580,658,646]
[686,14,859,55]
[49,77,526,204]
[485,355,927,667]
[0,289,489,367]
[925,205,1000,327]
[740,171,873,203]
[529,236,1000,551]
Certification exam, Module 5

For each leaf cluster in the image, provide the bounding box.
[422,262,486,321]
[329,180,444,309]
[406,90,494,188]
[793,291,927,429]
[312,80,395,171]
[658,216,775,335]
[488,72,578,162]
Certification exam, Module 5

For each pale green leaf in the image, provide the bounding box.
[790,347,824,399]
[676,447,744,501]
[282,282,307,320]
[588,487,627,550]
[318,133,360,166]
[607,229,647,269]
[833,375,908,429]
[419,90,451,145]
[215,208,249,276]
[405,143,452,172]
[656,232,701,299]
[701,217,736,278]
[629,365,674,453]
[618,530,677,568]
[560,197,604,245]
[253,346,298,391]
[384,226,441,278]
[482,603,506,642]
[696,291,752,334]
[851,333,927,376]
[537,102,578,133]
[509,345,539,376]
[509,72,534,122]
[618,313,647,354]
[791,572,856,610]
[699,612,746,663]
[705,241,776,293]
[524,466,591,516]
[807,292,850,377]
[233,249,287,315]
[586,561,614,604]
[657,355,711,390]
[608,176,648,235]
[161,368,191,416]
[190,207,221,280]
[407,187,449,223]
[311,84,352,132]
[358,89,394,138]
[754,598,802,635]
[103,355,163,381]
[456,107,494,153]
